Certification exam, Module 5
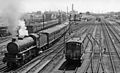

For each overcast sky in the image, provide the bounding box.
[22,0,120,13]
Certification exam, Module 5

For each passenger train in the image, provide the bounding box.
[3,22,69,67]
[26,19,59,33]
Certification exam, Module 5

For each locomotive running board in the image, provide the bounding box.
[19,46,36,54]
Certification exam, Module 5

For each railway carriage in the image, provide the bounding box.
[65,38,84,61]
[26,19,59,33]
[39,22,69,49]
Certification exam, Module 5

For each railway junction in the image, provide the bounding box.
[0,15,120,73]
[0,1,120,73]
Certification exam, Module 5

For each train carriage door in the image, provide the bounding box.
[46,33,49,47]
[74,42,81,58]
[65,43,72,56]
[38,33,41,48]
[66,42,75,57]
[81,43,84,54]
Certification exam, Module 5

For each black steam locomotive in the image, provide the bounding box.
[3,22,69,67]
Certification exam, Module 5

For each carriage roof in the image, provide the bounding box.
[26,19,58,26]
[41,23,68,34]
[66,38,83,43]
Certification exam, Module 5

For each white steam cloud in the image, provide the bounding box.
[18,20,28,37]
[0,0,24,36]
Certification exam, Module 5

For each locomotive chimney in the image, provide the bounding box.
[12,38,16,42]
[18,35,24,40]
[17,28,19,37]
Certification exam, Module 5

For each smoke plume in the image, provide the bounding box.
[18,20,28,37]
[0,0,23,36]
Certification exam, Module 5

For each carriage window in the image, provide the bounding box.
[76,43,81,49]
[66,43,73,49]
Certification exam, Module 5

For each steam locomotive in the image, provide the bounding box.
[3,22,69,67]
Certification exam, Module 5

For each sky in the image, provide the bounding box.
[9,0,120,13]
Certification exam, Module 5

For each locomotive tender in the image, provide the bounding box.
[65,38,84,61]
[3,22,69,67]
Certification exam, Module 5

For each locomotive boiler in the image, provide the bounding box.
[3,34,39,67]
[7,35,38,54]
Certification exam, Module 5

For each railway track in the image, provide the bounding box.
[105,22,120,58]
[15,21,90,72]
[40,22,95,73]
[81,36,100,73]
[0,36,12,57]
[106,21,120,47]
[96,23,106,73]
[48,22,96,73]
[89,23,106,73]
[62,65,79,73]
[36,22,94,73]
[77,33,95,73]
[105,21,120,72]
[0,21,94,73]
[0,36,11,44]
[102,20,120,73]
[12,36,65,73]
[43,22,96,73]
[59,22,93,73]
[77,21,106,73]
[33,45,64,73]
[3,21,87,73]
[0,35,66,72]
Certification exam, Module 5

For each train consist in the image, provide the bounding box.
[65,38,84,62]
[26,19,59,33]
[25,13,67,33]
[3,22,69,67]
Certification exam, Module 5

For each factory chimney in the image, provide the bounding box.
[67,6,68,14]
[72,4,74,12]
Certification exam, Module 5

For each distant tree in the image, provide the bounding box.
[86,11,90,15]
[36,11,42,15]
[79,12,82,15]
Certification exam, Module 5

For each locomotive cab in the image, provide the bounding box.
[65,38,84,61]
